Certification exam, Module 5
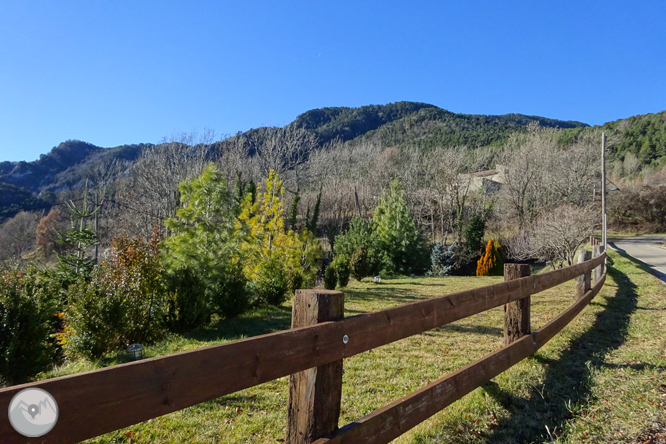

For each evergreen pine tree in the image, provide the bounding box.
[288,191,300,230]
[56,190,100,277]
[306,188,321,235]
[372,180,428,275]
[465,215,485,255]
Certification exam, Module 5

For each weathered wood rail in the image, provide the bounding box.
[0,251,606,444]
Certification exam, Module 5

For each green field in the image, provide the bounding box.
[40,250,666,443]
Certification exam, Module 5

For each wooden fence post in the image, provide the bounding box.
[592,245,604,283]
[286,290,344,444]
[503,264,531,345]
[575,250,592,298]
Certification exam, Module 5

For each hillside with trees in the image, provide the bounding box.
[0,102,587,206]
[1,102,665,259]
[1,100,666,397]
[348,106,587,150]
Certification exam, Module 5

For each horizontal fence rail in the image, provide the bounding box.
[313,274,606,444]
[0,253,605,444]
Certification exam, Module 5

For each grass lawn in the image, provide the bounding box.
[39,250,666,443]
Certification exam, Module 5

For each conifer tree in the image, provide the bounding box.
[476,239,504,276]
[57,190,100,277]
[164,163,247,318]
[288,191,300,230]
[372,180,428,275]
[306,188,321,235]
[235,170,322,303]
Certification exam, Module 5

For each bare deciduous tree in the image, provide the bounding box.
[509,204,596,269]
[0,211,39,261]
[124,135,211,237]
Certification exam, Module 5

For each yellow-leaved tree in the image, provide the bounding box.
[235,170,322,305]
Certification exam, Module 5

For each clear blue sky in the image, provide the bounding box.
[1,0,665,161]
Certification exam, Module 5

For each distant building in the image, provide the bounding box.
[462,165,505,195]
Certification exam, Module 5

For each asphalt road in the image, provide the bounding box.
[609,235,666,282]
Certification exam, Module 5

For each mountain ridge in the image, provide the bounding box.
[0,102,587,197]
[2,101,665,223]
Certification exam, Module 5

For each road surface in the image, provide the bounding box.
[609,235,666,282]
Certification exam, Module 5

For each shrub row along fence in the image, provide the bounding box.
[0,250,606,444]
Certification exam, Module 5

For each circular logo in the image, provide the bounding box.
[8,388,58,437]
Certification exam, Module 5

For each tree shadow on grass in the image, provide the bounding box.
[481,253,641,443]
[437,324,503,337]
[182,285,439,343]
[344,286,437,307]
[184,305,293,343]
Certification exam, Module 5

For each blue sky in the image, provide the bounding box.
[1,1,664,161]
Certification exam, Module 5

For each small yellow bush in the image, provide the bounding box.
[476,238,504,276]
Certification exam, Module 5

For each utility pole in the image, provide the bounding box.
[94,192,99,264]
[601,132,607,251]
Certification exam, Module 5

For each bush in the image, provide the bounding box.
[213,263,251,317]
[429,242,455,276]
[324,264,337,290]
[255,257,289,306]
[63,232,169,359]
[0,268,57,385]
[165,267,210,332]
[62,272,126,359]
[349,245,371,281]
[335,182,430,279]
[287,270,304,295]
[335,218,383,280]
[465,215,485,255]
[332,255,350,287]
[106,232,167,343]
[235,170,322,303]
[476,239,504,276]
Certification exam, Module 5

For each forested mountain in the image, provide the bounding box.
[0,183,52,221]
[1,101,665,223]
[601,111,666,164]
[289,102,587,150]
[0,102,584,197]
[0,140,149,194]
[290,102,438,143]
[347,107,587,150]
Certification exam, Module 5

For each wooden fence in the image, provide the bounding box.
[0,251,606,444]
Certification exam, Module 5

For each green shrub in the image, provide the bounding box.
[324,264,337,290]
[334,181,430,279]
[63,272,126,359]
[332,255,350,287]
[255,257,289,306]
[334,217,377,260]
[0,268,57,385]
[213,263,251,317]
[165,267,210,332]
[349,245,370,281]
[63,232,169,359]
[287,270,305,295]
[465,215,485,255]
